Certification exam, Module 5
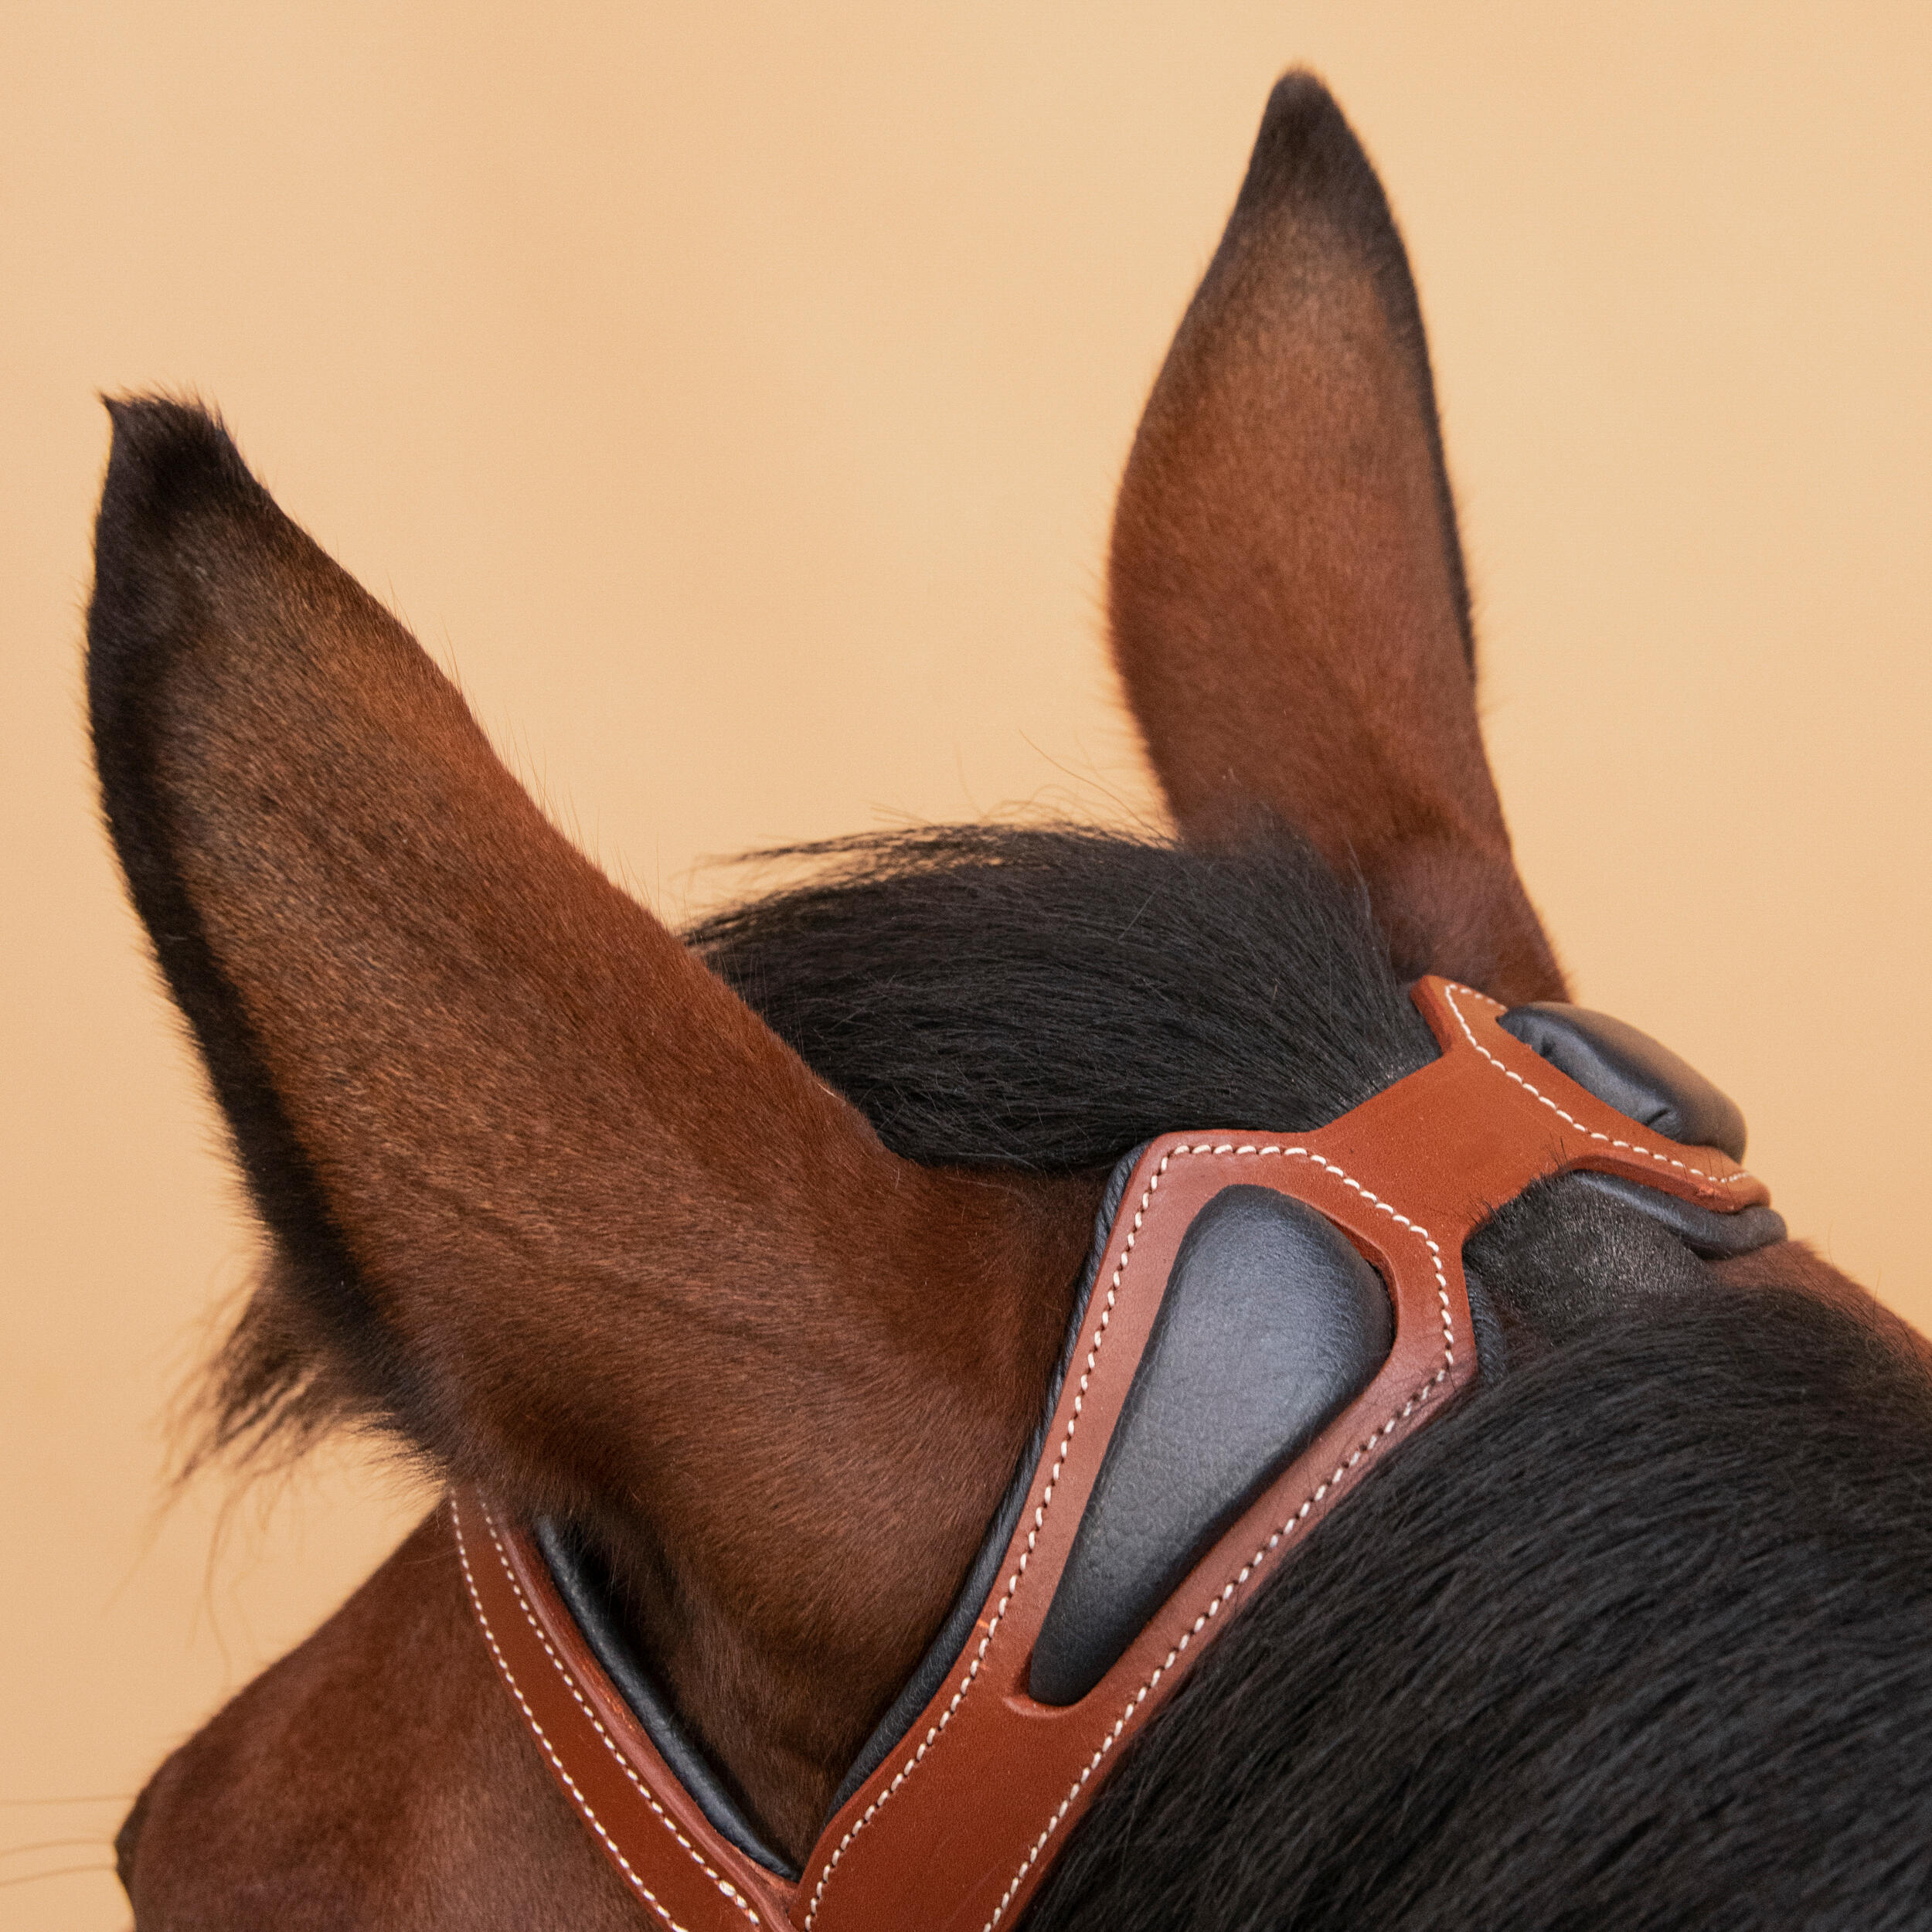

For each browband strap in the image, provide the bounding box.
[453,976,1775,1932]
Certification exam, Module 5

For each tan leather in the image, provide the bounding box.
[449,1490,796,1932]
[457,977,1769,1932]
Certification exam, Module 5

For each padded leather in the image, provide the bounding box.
[1569,1169,1787,1257]
[1029,1185,1394,1706]
[1498,1002,1748,1158]
[801,979,1768,1932]
[534,1519,799,1878]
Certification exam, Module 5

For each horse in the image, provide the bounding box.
[93,72,1932,1929]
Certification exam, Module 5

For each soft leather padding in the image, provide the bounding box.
[1028,1184,1395,1706]
[1498,1002,1748,1158]
[534,1519,800,1878]
[1569,1169,1787,1257]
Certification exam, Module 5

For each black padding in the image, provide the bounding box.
[1498,1003,1749,1159]
[1569,1170,1787,1259]
[1029,1185,1393,1707]
[533,1520,800,1879]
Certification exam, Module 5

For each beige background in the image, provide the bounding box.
[4,5,1928,1924]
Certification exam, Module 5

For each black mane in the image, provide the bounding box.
[689,824,1437,1168]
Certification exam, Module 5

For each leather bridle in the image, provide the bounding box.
[453,975,1777,1931]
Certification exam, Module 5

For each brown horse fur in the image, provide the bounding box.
[1110,77,1565,1006]
[93,73,1923,1928]
[89,393,1101,1864]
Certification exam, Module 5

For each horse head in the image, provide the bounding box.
[95,73,1932,1930]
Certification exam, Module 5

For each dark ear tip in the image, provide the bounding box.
[1259,69,1344,134]
[96,393,264,546]
[88,397,270,736]
[1237,70,1383,226]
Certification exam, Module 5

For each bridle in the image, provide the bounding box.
[451,975,1778,1931]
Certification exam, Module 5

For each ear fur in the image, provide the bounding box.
[1111,74,1566,1004]
[90,400,417,1430]
[87,397,1095,1852]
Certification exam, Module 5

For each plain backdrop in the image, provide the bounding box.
[3,6,1927,1924]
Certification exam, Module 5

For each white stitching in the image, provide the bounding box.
[978,1141,1456,1930]
[1439,982,1755,1187]
[474,1503,764,1927]
[798,1148,1158,1923]
[450,1495,698,1932]
[801,1144,1169,1925]
[451,1495,762,1929]
[978,992,1765,1930]
[810,1139,1454,1931]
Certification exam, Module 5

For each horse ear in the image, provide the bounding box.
[1111,74,1566,1005]
[87,398,1092,1849]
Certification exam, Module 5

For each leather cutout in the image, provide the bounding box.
[1029,1185,1393,1705]
[1498,1002,1748,1158]
[1568,1170,1787,1258]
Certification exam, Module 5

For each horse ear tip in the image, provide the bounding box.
[1257,70,1349,143]
[89,396,268,716]
[1261,69,1339,122]
[97,393,260,546]
[1240,70,1379,217]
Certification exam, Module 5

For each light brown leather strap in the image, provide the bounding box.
[458,975,1768,1932]
[450,1490,797,1932]
[794,978,1765,1932]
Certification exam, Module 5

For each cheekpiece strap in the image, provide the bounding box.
[450,1492,794,1932]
